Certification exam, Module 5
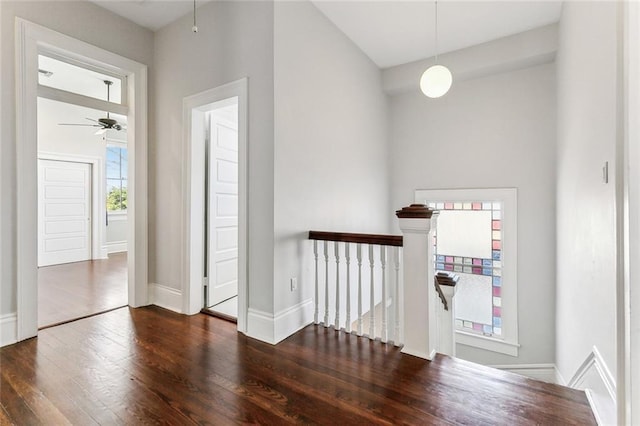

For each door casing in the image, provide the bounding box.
[182,79,248,333]
[15,19,148,341]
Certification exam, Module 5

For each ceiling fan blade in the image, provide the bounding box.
[58,123,102,127]
[95,128,107,135]
[85,118,99,123]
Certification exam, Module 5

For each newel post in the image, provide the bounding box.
[396,204,439,360]
[434,272,458,357]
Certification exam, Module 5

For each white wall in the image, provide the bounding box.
[273,2,390,318]
[388,62,557,365]
[152,1,275,313]
[38,98,107,159]
[555,0,619,411]
[0,1,153,316]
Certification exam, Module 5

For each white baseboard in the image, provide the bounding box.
[0,313,18,347]
[104,241,127,254]
[274,299,313,343]
[247,308,277,344]
[149,283,183,313]
[247,299,314,345]
[489,363,559,383]
[567,346,616,426]
[555,365,567,386]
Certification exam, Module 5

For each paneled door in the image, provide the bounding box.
[38,159,92,267]
[206,113,239,307]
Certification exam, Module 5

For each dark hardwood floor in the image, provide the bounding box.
[0,306,596,425]
[38,253,127,328]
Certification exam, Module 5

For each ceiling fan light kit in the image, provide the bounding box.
[58,79,126,135]
[420,0,452,98]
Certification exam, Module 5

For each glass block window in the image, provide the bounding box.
[428,200,503,337]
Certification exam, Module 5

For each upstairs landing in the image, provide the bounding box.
[0,306,595,425]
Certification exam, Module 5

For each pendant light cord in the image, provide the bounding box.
[192,0,198,33]
[434,0,439,64]
[105,80,111,119]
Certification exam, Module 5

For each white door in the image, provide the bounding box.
[207,112,239,307]
[38,159,92,267]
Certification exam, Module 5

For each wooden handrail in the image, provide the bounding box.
[309,231,403,247]
[434,272,459,311]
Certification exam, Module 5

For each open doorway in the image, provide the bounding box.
[36,58,129,328]
[15,19,148,342]
[182,78,247,332]
[203,99,239,321]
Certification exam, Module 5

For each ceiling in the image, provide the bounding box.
[89,0,562,69]
[90,0,212,31]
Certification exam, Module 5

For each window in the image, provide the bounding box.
[106,144,127,212]
[38,55,123,104]
[416,188,519,356]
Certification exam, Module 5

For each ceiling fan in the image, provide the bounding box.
[58,80,126,135]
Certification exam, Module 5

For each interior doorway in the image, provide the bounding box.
[35,66,130,328]
[182,78,248,332]
[15,19,148,341]
[204,99,239,321]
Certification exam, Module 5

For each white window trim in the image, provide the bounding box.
[106,142,128,213]
[415,188,519,357]
[107,211,128,221]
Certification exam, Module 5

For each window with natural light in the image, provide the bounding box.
[416,188,519,356]
[106,145,127,211]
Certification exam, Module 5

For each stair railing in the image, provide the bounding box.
[308,231,403,345]
[309,204,458,359]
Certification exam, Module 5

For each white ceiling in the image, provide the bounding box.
[89,0,562,69]
[90,0,212,32]
[312,1,562,68]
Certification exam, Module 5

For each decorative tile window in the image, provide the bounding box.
[429,201,503,337]
[416,188,518,357]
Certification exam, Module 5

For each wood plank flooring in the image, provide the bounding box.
[0,306,596,425]
[38,253,127,328]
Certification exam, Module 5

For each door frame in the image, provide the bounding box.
[622,2,640,422]
[15,19,148,341]
[38,152,106,263]
[182,79,248,333]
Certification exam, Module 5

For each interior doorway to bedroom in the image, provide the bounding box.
[202,97,239,322]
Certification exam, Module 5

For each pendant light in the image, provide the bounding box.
[420,0,452,98]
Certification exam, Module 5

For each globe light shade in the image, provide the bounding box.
[420,64,453,98]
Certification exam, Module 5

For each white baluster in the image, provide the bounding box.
[394,246,401,346]
[345,243,351,333]
[324,241,329,327]
[314,240,319,324]
[357,243,363,336]
[369,244,375,338]
[381,245,387,343]
[334,242,340,330]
